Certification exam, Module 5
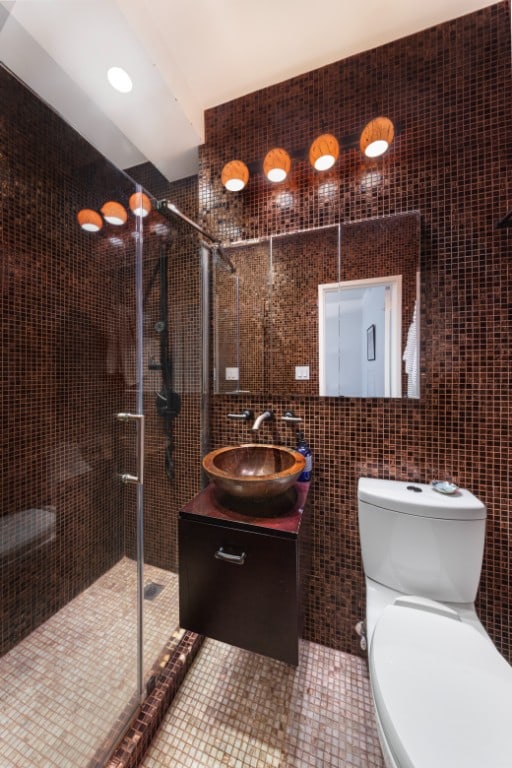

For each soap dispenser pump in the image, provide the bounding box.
[296,430,312,482]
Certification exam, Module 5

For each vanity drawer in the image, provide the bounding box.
[179,517,299,664]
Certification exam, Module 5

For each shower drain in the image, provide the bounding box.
[143,582,165,600]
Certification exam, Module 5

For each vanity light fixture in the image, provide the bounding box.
[129,191,151,217]
[359,116,395,158]
[100,201,128,226]
[221,117,398,191]
[107,66,133,94]
[77,208,103,232]
[263,148,291,183]
[309,133,339,171]
[221,160,249,191]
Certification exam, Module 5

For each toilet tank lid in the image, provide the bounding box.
[358,477,486,519]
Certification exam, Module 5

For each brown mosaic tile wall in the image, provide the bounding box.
[202,3,512,661]
[0,64,140,654]
[270,227,339,396]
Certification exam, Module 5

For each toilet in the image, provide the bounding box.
[357,477,512,768]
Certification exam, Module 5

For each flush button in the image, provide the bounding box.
[406,485,423,492]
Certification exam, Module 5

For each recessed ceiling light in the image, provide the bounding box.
[107,66,133,94]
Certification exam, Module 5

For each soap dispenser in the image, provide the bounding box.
[296,430,312,482]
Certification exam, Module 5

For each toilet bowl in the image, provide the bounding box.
[358,478,512,768]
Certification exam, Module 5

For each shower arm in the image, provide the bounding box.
[157,200,236,273]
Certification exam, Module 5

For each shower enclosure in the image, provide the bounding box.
[0,51,204,768]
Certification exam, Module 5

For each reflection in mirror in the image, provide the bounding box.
[270,226,340,394]
[213,212,420,398]
[319,275,403,397]
[334,213,420,398]
[213,241,270,394]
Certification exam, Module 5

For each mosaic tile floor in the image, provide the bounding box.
[0,558,180,768]
[141,638,384,768]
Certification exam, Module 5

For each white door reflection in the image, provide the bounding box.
[319,276,402,397]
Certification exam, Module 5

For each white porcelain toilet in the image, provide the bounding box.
[357,477,512,768]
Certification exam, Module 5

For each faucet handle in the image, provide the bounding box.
[281,410,302,423]
[227,409,254,421]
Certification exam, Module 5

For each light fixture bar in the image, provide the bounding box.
[220,118,400,190]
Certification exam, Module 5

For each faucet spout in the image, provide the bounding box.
[252,409,274,430]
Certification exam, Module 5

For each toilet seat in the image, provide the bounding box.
[370,597,512,768]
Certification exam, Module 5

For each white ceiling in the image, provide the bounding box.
[0,0,500,182]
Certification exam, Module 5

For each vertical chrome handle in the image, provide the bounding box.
[116,412,144,484]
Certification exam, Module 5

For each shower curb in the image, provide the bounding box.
[101,630,204,768]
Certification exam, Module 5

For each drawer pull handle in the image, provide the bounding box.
[214,547,246,566]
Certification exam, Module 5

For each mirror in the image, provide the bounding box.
[213,212,420,398]
[213,240,271,394]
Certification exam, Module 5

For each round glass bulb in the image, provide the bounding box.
[267,167,287,183]
[104,213,124,225]
[364,139,389,158]
[77,209,102,232]
[129,192,151,217]
[314,154,336,171]
[263,149,291,183]
[225,177,245,192]
[101,201,127,226]
[221,160,249,192]
[81,221,100,232]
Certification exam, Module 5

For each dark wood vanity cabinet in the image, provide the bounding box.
[179,483,311,666]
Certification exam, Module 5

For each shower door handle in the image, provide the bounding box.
[116,412,145,485]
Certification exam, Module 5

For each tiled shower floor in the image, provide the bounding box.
[141,638,385,768]
[0,558,180,768]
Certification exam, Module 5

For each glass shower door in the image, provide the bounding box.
[0,61,147,765]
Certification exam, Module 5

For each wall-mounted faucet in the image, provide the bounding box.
[252,410,274,430]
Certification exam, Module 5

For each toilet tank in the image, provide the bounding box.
[358,478,486,603]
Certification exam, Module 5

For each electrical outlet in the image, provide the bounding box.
[295,365,310,380]
[225,367,239,381]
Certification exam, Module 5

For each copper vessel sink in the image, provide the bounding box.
[202,444,306,500]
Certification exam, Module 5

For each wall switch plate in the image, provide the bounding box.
[295,365,310,380]
[225,367,239,381]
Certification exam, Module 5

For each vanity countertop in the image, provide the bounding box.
[180,481,310,537]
